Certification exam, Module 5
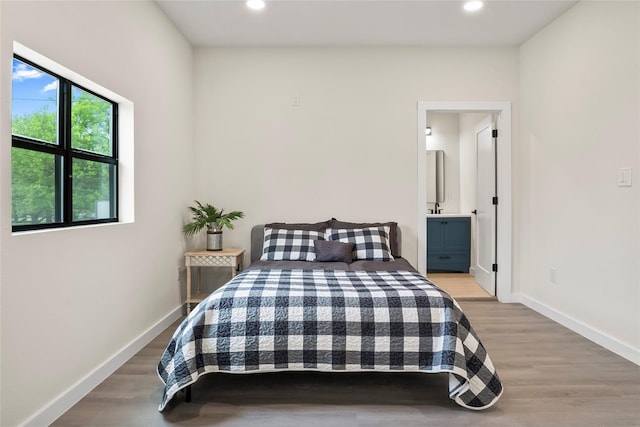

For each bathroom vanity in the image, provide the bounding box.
[427,215,471,273]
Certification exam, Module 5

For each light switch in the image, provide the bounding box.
[618,167,632,187]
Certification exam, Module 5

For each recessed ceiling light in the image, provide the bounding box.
[464,1,484,12]
[246,0,265,11]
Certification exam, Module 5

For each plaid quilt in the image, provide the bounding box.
[157,269,502,411]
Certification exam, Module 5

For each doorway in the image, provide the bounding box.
[424,112,495,298]
[417,101,513,303]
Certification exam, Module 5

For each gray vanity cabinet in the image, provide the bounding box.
[427,217,471,273]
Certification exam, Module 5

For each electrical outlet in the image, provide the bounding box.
[292,95,300,106]
[550,268,557,284]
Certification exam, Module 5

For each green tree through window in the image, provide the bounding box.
[11,55,118,231]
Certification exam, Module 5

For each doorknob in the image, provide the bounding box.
[471,210,477,215]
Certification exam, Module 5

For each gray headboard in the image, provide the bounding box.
[251,224,266,263]
[250,224,402,263]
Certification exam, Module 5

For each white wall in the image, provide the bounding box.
[426,112,460,213]
[193,47,519,266]
[0,2,194,425]
[519,1,639,357]
[459,113,489,214]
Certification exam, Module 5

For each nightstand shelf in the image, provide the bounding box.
[185,248,245,314]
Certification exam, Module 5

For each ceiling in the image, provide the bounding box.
[156,0,578,47]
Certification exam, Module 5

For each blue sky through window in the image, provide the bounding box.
[11,58,58,120]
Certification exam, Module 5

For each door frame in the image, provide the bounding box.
[417,101,513,302]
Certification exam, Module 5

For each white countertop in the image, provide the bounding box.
[426,213,473,218]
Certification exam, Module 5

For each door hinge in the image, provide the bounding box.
[492,129,498,138]
[492,196,498,205]
[492,264,498,272]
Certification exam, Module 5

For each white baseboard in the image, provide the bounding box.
[518,294,640,366]
[21,306,183,427]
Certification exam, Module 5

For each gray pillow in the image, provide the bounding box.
[314,240,354,263]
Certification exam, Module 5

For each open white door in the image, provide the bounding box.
[475,117,496,295]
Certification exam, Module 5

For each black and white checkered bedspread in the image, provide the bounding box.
[157,269,502,411]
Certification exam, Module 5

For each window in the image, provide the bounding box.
[11,55,118,231]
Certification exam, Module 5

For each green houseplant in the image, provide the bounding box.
[182,201,244,251]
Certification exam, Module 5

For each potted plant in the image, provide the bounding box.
[182,201,244,251]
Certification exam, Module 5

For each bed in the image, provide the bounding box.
[158,220,503,411]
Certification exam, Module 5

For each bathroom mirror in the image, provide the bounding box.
[426,150,445,203]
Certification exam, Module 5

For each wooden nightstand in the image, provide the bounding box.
[185,248,245,314]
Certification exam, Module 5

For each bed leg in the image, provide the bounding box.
[185,385,192,402]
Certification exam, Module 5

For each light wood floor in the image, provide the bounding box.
[51,301,640,426]
[427,273,494,300]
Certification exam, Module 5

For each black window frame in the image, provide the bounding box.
[11,54,119,232]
